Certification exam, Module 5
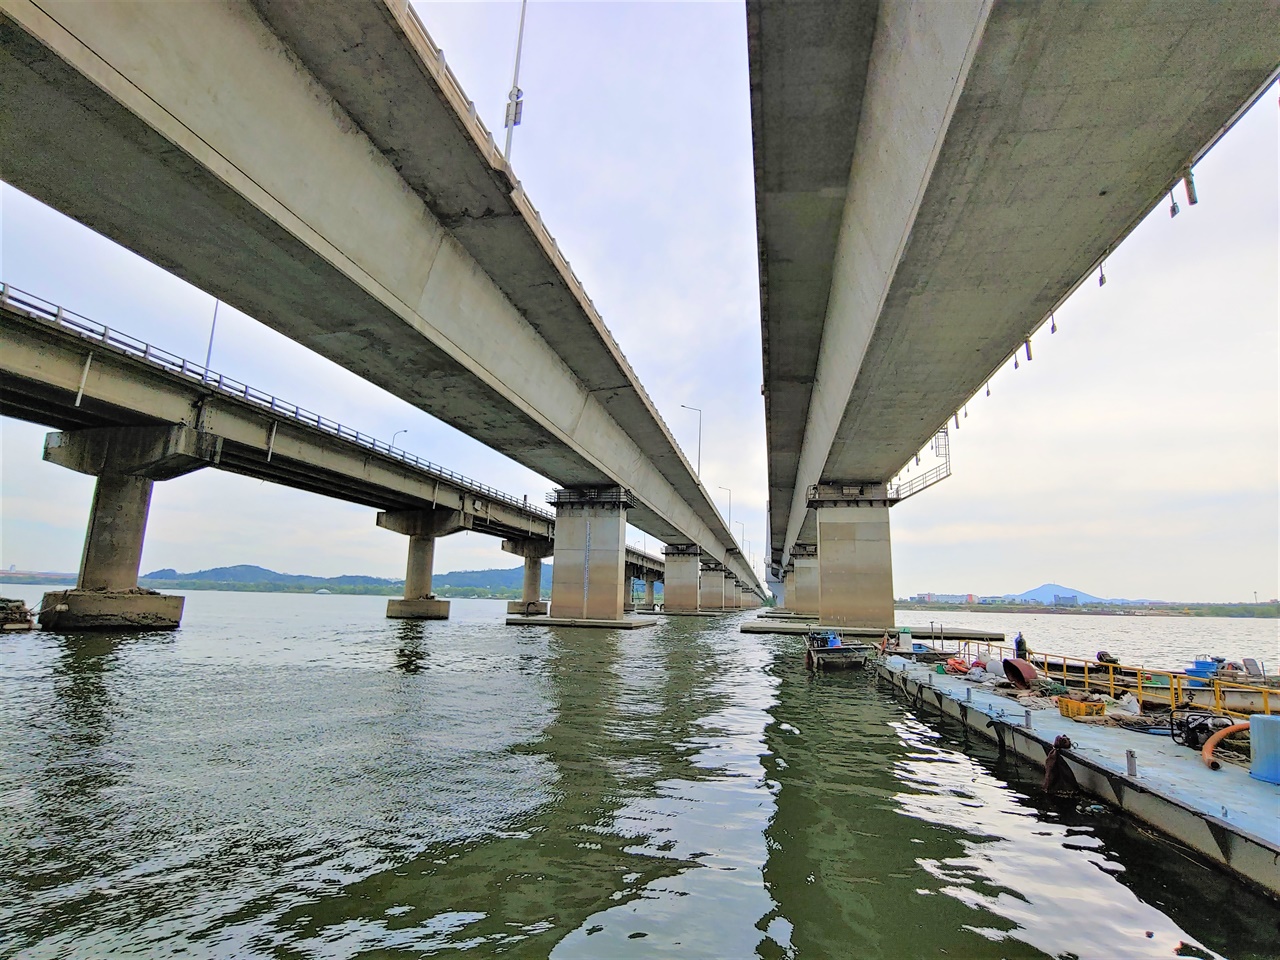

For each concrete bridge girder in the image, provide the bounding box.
[753,0,1280,569]
[0,0,761,596]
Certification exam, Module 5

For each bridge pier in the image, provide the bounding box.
[545,487,646,626]
[624,575,637,613]
[790,545,820,616]
[660,545,700,613]
[502,539,552,616]
[643,577,656,610]
[39,425,219,630]
[378,507,469,619]
[699,562,726,611]
[813,484,894,628]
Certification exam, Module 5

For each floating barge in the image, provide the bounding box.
[876,653,1280,900]
[742,619,1005,644]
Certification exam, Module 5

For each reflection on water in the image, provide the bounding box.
[1,592,1277,958]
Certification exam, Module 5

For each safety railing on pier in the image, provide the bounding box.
[0,283,555,522]
[919,635,1273,718]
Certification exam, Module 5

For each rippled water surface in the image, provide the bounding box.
[1,591,1277,958]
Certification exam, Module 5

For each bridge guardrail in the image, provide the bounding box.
[0,282,556,523]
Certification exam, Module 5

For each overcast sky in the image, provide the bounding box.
[1,3,1275,603]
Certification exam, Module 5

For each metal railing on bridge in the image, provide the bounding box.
[0,282,555,522]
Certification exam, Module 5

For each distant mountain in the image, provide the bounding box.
[139,564,547,592]
[434,566,531,591]
[142,564,397,587]
[1005,583,1109,604]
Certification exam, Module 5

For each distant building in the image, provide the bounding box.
[912,592,977,604]
[978,596,1004,604]
[1054,594,1078,607]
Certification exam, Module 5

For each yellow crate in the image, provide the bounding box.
[1058,697,1105,718]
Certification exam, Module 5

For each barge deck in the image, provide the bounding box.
[877,655,1280,899]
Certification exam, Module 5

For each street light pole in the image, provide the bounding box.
[680,404,702,476]
[391,429,408,450]
[719,486,731,531]
[203,299,220,378]
[503,0,529,162]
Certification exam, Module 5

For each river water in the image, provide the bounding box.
[1,589,1277,959]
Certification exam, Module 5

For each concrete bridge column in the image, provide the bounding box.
[548,487,630,623]
[661,545,700,612]
[813,485,894,628]
[502,539,553,616]
[791,545,820,616]
[643,578,656,609]
[699,563,726,611]
[624,567,638,613]
[379,507,470,619]
[39,425,219,630]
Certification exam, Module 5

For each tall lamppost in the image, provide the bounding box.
[203,299,220,379]
[719,486,731,530]
[681,404,702,476]
[503,0,529,161]
[736,521,745,548]
[391,429,408,450]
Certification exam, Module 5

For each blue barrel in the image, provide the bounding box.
[1184,660,1218,688]
[1250,714,1280,785]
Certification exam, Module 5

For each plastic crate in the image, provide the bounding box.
[1058,698,1105,718]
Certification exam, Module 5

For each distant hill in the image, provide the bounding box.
[434,566,530,591]
[142,564,397,588]
[137,563,544,596]
[1005,583,1107,604]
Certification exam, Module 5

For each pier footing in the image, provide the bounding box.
[38,589,183,631]
[386,598,450,619]
[506,600,549,616]
[506,616,657,630]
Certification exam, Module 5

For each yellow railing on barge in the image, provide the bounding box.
[915,637,1273,719]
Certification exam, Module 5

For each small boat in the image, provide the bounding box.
[804,629,872,671]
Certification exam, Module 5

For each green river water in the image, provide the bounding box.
[1,591,1277,958]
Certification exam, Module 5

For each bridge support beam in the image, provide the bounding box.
[502,539,553,616]
[791,545,820,616]
[547,487,631,624]
[661,545,700,613]
[39,425,219,631]
[643,578,656,610]
[813,486,894,628]
[379,508,469,619]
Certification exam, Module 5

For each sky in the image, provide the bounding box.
[1,3,1276,603]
